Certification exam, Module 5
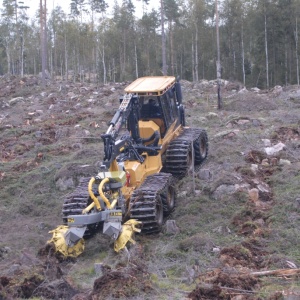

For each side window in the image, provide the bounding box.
[165,89,177,122]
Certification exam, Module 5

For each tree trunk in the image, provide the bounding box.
[5,38,11,74]
[20,33,24,76]
[170,21,174,75]
[64,31,68,81]
[192,40,195,81]
[295,18,299,86]
[40,0,47,86]
[161,0,167,75]
[241,23,245,86]
[264,13,269,88]
[216,0,222,109]
[195,24,199,82]
[135,41,138,78]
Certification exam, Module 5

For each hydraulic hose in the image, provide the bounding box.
[98,178,112,209]
[88,177,101,210]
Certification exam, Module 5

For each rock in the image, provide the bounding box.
[212,247,220,253]
[252,119,261,127]
[265,142,286,155]
[279,159,291,166]
[261,158,269,166]
[56,177,75,191]
[214,129,240,139]
[19,250,41,266]
[198,169,212,180]
[94,263,111,276]
[8,264,21,275]
[213,184,236,200]
[213,225,231,235]
[206,112,218,119]
[238,87,248,93]
[165,220,180,235]
[35,131,43,138]
[237,119,250,125]
[249,188,259,202]
[255,218,265,226]
[270,157,278,166]
[83,130,90,136]
[38,222,46,230]
[262,139,271,147]
[67,91,76,98]
[251,164,258,174]
[94,263,104,275]
[9,97,24,105]
[254,181,272,201]
[36,110,44,115]
[33,118,42,123]
[272,85,283,96]
[72,143,83,149]
[178,191,187,197]
[251,87,260,93]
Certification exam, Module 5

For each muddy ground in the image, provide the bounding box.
[0,75,300,299]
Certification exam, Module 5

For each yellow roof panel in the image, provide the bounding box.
[125,76,176,95]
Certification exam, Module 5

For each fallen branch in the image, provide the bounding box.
[250,269,300,277]
[220,286,255,294]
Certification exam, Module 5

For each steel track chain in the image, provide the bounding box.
[129,172,173,233]
[163,127,208,178]
[61,177,98,237]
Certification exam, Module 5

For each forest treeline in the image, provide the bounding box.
[1,0,300,88]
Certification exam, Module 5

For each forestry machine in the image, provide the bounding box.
[48,76,208,257]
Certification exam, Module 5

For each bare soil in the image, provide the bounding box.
[0,75,300,299]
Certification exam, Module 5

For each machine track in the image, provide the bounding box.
[129,173,175,234]
[163,127,208,178]
[62,177,99,237]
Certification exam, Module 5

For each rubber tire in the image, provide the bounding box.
[194,130,208,165]
[155,197,164,227]
[162,184,176,215]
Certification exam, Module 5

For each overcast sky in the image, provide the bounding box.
[22,0,160,19]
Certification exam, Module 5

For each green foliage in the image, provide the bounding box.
[0,0,299,87]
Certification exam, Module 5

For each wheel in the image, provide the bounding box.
[155,197,164,227]
[161,184,175,215]
[194,130,208,165]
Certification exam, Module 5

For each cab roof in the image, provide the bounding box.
[124,76,176,96]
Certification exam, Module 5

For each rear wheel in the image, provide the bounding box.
[155,197,164,227]
[194,130,208,165]
[161,184,176,214]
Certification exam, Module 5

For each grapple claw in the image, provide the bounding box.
[48,225,85,258]
[114,219,142,252]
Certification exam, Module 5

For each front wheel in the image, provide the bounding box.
[194,130,208,165]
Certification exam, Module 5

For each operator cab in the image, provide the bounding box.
[124,76,185,139]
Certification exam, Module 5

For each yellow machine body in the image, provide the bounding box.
[48,76,208,258]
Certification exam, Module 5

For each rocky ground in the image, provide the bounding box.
[0,75,300,299]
